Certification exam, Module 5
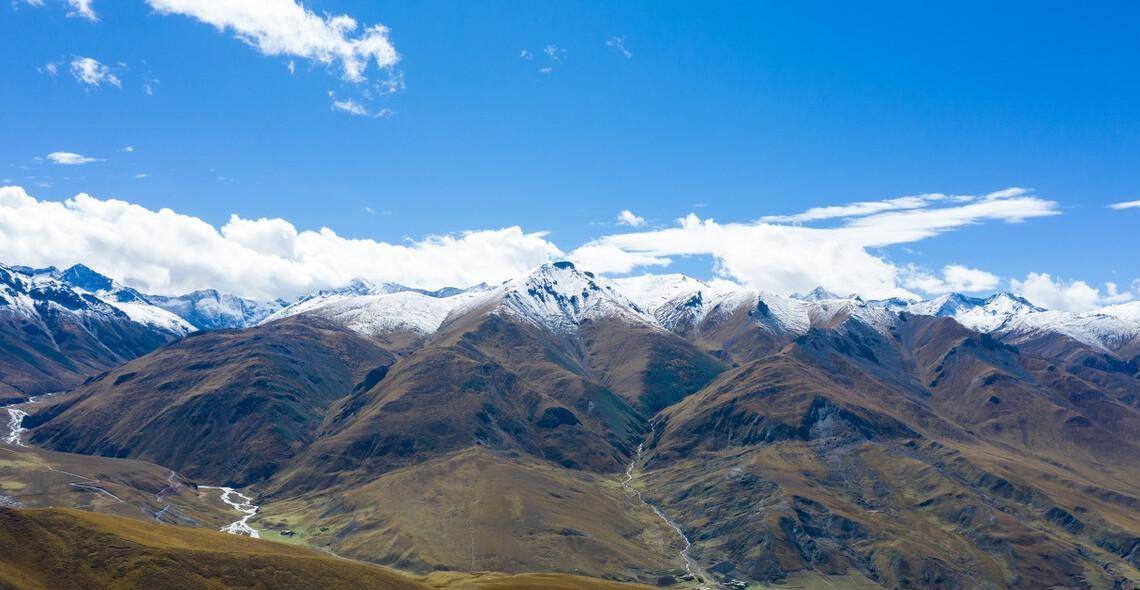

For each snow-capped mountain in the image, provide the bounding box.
[462,262,658,334]
[13,264,194,336]
[614,274,740,331]
[617,274,900,337]
[146,290,284,331]
[266,282,489,337]
[895,292,1140,352]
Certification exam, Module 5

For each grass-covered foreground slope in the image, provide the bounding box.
[0,508,654,590]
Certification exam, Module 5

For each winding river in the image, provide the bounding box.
[622,439,718,589]
[200,486,260,538]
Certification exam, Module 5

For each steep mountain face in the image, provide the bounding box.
[0,264,185,399]
[146,289,284,330]
[29,315,398,486]
[273,264,724,493]
[264,280,490,350]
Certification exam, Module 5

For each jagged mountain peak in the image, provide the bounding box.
[794,286,844,302]
[478,261,657,333]
[59,263,115,293]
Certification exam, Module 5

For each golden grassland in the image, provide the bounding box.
[0,507,657,590]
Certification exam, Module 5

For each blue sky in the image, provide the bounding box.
[1,1,1138,309]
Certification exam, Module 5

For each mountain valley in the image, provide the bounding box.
[2,260,1139,589]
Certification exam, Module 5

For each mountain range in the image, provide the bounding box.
[2,259,1140,589]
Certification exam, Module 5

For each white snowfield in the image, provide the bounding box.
[266,283,490,336]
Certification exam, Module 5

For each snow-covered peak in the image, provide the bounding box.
[147,290,284,331]
[904,293,985,317]
[470,262,657,334]
[59,264,115,293]
[1101,301,1140,324]
[898,290,1138,352]
[614,274,745,331]
[793,286,844,302]
[266,284,489,337]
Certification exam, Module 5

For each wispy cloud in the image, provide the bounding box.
[66,0,97,21]
[571,188,1062,299]
[329,93,393,118]
[1107,199,1140,210]
[145,0,398,83]
[69,56,121,88]
[606,36,632,59]
[46,152,101,165]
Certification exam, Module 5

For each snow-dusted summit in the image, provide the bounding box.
[466,262,658,334]
[266,280,489,337]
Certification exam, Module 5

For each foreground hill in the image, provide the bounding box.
[0,508,651,590]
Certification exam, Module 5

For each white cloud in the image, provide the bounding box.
[331,98,368,116]
[330,96,391,118]
[134,173,148,179]
[121,146,135,153]
[0,186,561,299]
[519,50,533,61]
[146,0,398,83]
[544,44,565,61]
[616,209,646,227]
[46,152,100,165]
[606,36,632,59]
[1011,273,1104,312]
[66,0,97,21]
[761,192,974,223]
[42,62,59,76]
[0,185,1094,304]
[1108,199,1140,210]
[571,188,1060,299]
[903,264,1000,294]
[70,57,121,87]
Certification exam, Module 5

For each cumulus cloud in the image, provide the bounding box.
[616,209,646,227]
[0,186,560,299]
[1011,273,1104,312]
[70,57,120,87]
[571,188,1060,299]
[46,152,100,165]
[0,185,1084,304]
[1108,199,1140,210]
[145,0,398,83]
[903,264,1000,294]
[66,0,96,21]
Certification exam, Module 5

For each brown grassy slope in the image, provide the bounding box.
[0,507,430,590]
[0,306,176,400]
[258,447,680,583]
[0,508,653,590]
[277,311,721,493]
[636,316,1140,588]
[0,443,236,529]
[29,316,397,486]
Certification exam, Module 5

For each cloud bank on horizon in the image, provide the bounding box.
[1,184,1132,311]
